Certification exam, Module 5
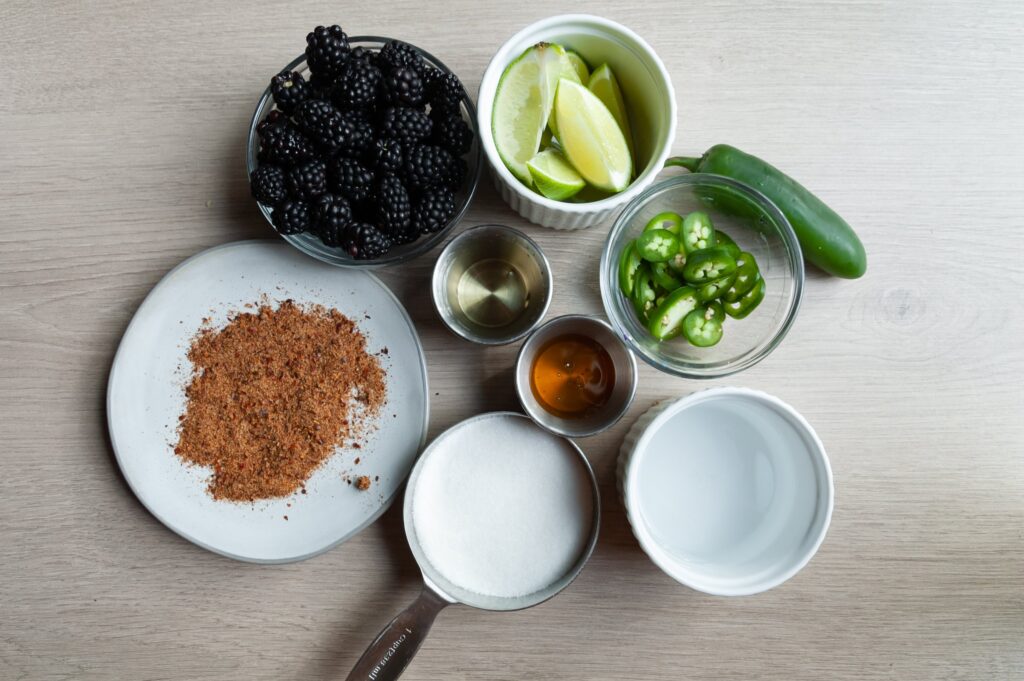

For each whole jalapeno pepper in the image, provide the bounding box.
[636,229,680,263]
[682,247,737,284]
[667,144,867,279]
[644,211,683,235]
[724,277,766,319]
[618,241,642,297]
[646,286,699,340]
[631,264,658,320]
[696,272,737,302]
[650,261,683,292]
[721,251,760,302]
[683,302,725,347]
[681,211,716,253]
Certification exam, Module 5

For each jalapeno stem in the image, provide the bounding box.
[665,156,702,173]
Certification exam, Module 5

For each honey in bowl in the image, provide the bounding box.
[530,334,616,419]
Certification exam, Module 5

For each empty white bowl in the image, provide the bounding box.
[619,388,833,595]
[477,14,677,230]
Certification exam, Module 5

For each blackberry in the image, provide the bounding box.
[427,72,466,112]
[390,220,421,245]
[344,116,376,156]
[403,144,453,192]
[313,194,353,246]
[332,59,381,111]
[272,200,312,235]
[384,67,424,106]
[377,40,424,75]
[309,71,338,97]
[250,165,287,206]
[364,138,404,175]
[379,106,432,143]
[286,159,327,201]
[257,118,315,166]
[343,223,393,260]
[349,46,376,64]
[443,156,467,191]
[431,113,473,155]
[270,70,312,115]
[413,188,456,234]
[305,25,350,77]
[329,157,375,202]
[420,66,443,94]
[375,175,412,235]
[295,99,358,155]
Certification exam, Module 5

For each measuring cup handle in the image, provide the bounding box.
[345,586,450,681]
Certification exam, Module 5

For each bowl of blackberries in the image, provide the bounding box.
[247,26,481,266]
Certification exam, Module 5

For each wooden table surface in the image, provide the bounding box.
[2,1,1023,679]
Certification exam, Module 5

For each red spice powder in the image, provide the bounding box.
[173,300,386,501]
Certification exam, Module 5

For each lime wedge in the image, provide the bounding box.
[566,50,590,84]
[493,43,578,185]
[554,79,632,193]
[587,63,635,164]
[527,148,586,200]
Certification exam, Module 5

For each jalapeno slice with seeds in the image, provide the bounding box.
[650,261,683,292]
[682,247,737,284]
[617,241,643,297]
[631,264,658,320]
[724,277,766,319]
[696,272,737,302]
[646,286,700,340]
[636,229,680,263]
[643,211,684,235]
[721,251,760,302]
[683,302,725,346]
[681,211,716,253]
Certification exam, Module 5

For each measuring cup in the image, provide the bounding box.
[345,412,600,681]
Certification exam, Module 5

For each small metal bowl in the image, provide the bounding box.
[431,224,552,345]
[515,315,638,438]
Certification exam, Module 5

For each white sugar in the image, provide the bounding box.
[411,415,594,599]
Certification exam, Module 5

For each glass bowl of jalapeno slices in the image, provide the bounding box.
[599,174,803,378]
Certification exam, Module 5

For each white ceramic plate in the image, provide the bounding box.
[107,240,429,563]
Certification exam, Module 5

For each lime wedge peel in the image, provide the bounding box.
[566,50,590,84]
[492,43,579,186]
[587,63,635,168]
[554,78,633,193]
[527,148,586,201]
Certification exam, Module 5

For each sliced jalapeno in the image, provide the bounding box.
[636,229,680,263]
[644,211,684,235]
[713,230,741,259]
[647,286,699,340]
[721,251,760,302]
[650,261,683,292]
[724,277,766,319]
[682,247,737,284]
[666,248,687,276]
[618,241,643,297]
[681,211,716,253]
[683,302,725,347]
[696,272,737,302]
[715,230,737,247]
[631,264,658,320]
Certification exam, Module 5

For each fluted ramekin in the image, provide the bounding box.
[477,15,676,230]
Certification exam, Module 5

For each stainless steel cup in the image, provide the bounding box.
[515,314,638,438]
[431,224,552,345]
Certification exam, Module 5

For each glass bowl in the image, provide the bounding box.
[599,174,804,378]
[246,37,482,268]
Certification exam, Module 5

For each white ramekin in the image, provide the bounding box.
[477,15,677,230]
[618,388,834,596]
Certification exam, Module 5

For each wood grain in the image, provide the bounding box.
[2,1,1023,679]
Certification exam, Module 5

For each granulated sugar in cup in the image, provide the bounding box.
[346,412,599,680]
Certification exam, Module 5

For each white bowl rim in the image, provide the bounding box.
[476,13,678,216]
[624,387,835,596]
